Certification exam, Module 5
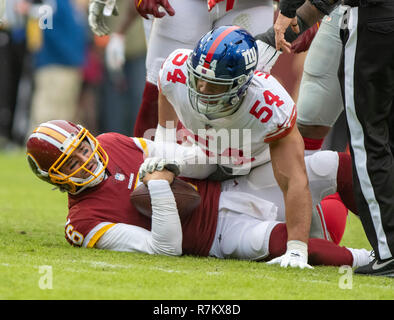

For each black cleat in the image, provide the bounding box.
[354,257,394,277]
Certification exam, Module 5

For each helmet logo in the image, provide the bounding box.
[242,47,257,70]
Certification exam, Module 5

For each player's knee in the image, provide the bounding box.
[320,195,348,245]
[308,151,339,179]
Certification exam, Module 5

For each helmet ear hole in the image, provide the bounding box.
[27,155,52,185]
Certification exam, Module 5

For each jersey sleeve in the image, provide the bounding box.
[252,72,297,143]
[65,180,183,256]
[133,137,217,179]
[65,216,116,248]
[158,48,192,96]
[264,103,297,143]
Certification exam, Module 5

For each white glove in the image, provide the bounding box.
[267,240,314,269]
[139,157,180,182]
[256,40,282,73]
[88,0,119,36]
[105,33,125,71]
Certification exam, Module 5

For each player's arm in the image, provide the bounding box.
[267,125,313,269]
[138,138,217,179]
[255,0,338,52]
[96,170,183,256]
[156,90,179,143]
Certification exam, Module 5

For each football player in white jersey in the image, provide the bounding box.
[88,0,277,137]
[156,26,317,269]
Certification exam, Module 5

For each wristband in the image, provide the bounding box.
[287,240,308,256]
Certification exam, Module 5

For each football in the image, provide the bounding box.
[130,178,201,220]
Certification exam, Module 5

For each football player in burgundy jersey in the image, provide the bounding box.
[26,119,372,269]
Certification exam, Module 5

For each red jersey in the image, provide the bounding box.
[65,133,221,256]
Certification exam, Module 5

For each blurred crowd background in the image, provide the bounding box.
[0,0,341,151]
[0,0,147,150]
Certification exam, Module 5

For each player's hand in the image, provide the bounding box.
[88,0,119,36]
[256,40,282,73]
[139,157,180,182]
[207,0,225,12]
[291,21,320,54]
[267,240,314,269]
[134,0,175,20]
[105,33,125,71]
[274,12,299,53]
[142,169,175,185]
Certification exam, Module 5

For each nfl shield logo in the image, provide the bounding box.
[115,173,125,181]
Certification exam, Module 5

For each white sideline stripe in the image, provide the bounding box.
[344,8,391,259]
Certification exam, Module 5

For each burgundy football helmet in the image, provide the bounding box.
[26,120,109,194]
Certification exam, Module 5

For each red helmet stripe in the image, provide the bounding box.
[203,25,240,69]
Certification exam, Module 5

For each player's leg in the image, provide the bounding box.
[209,209,280,261]
[319,193,348,245]
[340,4,394,262]
[221,150,356,241]
[296,6,346,156]
[232,151,341,217]
[133,0,210,138]
[266,223,371,267]
[212,0,274,36]
[210,212,371,267]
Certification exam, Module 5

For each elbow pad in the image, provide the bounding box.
[308,0,340,16]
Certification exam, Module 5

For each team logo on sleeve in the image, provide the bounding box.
[242,47,257,70]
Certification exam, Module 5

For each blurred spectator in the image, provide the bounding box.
[27,0,89,136]
[0,0,32,149]
[98,0,147,136]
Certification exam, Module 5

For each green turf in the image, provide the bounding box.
[0,149,393,300]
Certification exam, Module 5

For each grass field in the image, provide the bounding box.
[1,149,393,302]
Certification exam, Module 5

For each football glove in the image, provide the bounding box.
[88,0,119,36]
[139,157,180,181]
[105,33,125,71]
[267,240,314,269]
[135,0,175,19]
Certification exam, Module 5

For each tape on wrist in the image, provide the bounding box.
[287,240,308,256]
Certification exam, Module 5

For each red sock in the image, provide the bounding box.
[319,193,348,245]
[336,152,358,215]
[308,238,353,266]
[267,223,354,266]
[133,81,159,138]
[303,136,324,151]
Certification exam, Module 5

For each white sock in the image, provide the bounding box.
[348,248,373,268]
